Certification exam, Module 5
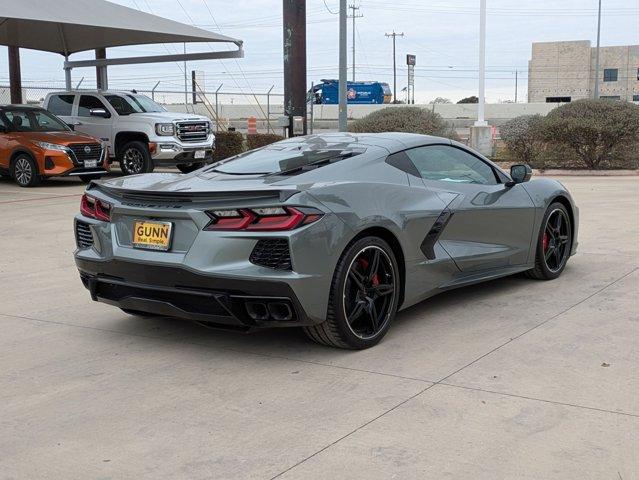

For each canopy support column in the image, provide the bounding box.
[95,48,108,90]
[64,55,72,90]
[8,46,22,104]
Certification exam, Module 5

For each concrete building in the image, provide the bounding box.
[528,40,639,103]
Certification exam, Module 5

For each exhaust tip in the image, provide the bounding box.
[246,302,269,321]
[268,302,293,321]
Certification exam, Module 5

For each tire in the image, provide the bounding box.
[79,175,103,183]
[176,162,205,174]
[118,141,154,175]
[303,236,401,349]
[525,202,572,280]
[11,154,41,187]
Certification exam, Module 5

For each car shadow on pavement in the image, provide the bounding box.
[109,270,546,354]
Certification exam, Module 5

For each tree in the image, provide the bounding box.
[457,96,479,104]
[542,99,639,169]
[348,106,458,140]
[500,115,545,165]
[429,97,452,104]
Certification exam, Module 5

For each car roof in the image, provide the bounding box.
[0,104,45,111]
[276,132,452,154]
[47,90,139,96]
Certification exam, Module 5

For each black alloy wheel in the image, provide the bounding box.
[543,208,570,272]
[343,246,396,339]
[526,202,572,280]
[177,162,205,174]
[119,141,153,175]
[304,236,400,349]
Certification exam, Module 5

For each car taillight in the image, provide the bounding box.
[204,206,323,231]
[80,193,111,222]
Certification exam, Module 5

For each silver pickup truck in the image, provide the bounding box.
[44,90,214,175]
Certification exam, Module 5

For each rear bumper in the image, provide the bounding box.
[76,257,313,329]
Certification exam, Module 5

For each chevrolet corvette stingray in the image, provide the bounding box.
[74,133,578,349]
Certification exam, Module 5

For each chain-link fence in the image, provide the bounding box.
[0,83,287,132]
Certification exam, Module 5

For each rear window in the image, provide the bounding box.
[210,146,365,175]
[47,94,75,116]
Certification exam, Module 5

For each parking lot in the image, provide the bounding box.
[1,175,638,479]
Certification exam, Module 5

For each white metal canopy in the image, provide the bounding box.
[0,0,243,91]
[0,0,242,54]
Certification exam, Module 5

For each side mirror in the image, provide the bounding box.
[0,124,6,133]
[90,108,110,118]
[506,164,532,187]
[66,123,75,131]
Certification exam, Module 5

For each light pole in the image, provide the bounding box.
[593,0,602,99]
[338,0,347,131]
[475,0,487,126]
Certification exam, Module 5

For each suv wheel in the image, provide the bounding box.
[79,175,104,184]
[11,154,41,187]
[177,162,205,174]
[119,141,153,175]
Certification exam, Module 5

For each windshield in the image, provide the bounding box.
[3,109,70,132]
[211,146,363,175]
[104,94,166,115]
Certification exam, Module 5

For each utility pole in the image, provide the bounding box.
[338,0,347,131]
[593,0,602,99]
[514,70,518,103]
[385,31,404,104]
[283,0,307,136]
[348,4,363,82]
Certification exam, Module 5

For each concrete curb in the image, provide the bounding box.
[533,169,639,176]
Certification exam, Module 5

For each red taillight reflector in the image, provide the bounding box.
[80,193,111,222]
[204,206,322,231]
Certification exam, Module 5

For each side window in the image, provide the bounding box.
[4,111,32,132]
[78,95,108,117]
[47,95,75,116]
[405,145,498,185]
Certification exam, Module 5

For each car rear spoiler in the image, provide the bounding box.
[90,183,300,204]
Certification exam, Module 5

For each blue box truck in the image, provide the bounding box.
[311,79,393,104]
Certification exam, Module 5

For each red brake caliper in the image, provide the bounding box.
[543,232,550,251]
[357,258,379,285]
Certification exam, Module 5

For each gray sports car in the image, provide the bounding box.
[74,133,578,349]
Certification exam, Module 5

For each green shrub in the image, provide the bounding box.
[348,106,459,140]
[247,133,284,150]
[499,115,545,165]
[213,131,244,161]
[541,99,639,169]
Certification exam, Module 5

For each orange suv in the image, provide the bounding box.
[0,105,108,187]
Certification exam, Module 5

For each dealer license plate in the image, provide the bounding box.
[132,221,173,251]
[194,150,206,159]
[84,159,98,168]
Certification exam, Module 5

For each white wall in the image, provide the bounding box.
[164,102,559,122]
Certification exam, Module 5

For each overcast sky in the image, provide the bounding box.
[1,0,638,103]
